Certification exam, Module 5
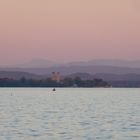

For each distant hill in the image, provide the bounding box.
[3,59,140,69]
[1,59,140,81]
[40,65,140,75]
[1,71,140,82]
[0,71,45,80]
[94,73,140,81]
[67,59,140,68]
[67,73,93,80]
[1,71,140,87]
[67,72,140,81]
[67,72,140,87]
[1,65,140,75]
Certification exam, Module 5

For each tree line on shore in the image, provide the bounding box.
[0,77,110,87]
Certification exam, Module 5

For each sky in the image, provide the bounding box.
[0,0,140,65]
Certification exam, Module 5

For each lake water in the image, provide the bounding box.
[0,88,140,140]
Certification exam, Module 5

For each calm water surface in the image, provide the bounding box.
[0,88,140,140]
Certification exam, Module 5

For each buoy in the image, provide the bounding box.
[52,88,56,91]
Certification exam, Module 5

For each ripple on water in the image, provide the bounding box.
[0,88,140,140]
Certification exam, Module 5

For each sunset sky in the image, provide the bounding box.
[0,0,140,65]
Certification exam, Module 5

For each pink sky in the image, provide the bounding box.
[0,0,140,65]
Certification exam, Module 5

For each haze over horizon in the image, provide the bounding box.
[0,0,140,65]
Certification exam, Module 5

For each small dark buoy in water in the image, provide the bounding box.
[52,88,56,91]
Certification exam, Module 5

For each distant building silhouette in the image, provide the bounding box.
[51,72,60,82]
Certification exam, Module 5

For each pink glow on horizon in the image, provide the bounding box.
[0,0,140,65]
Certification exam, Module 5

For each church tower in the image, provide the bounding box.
[51,72,60,82]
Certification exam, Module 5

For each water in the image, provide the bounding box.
[0,88,140,140]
